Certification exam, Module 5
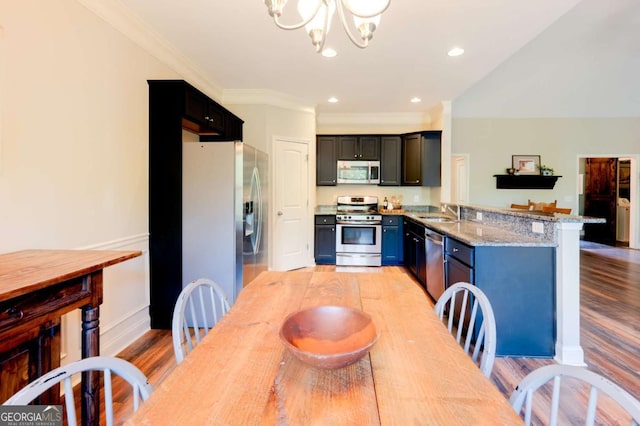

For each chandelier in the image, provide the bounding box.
[264,0,391,53]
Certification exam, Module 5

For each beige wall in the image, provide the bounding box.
[0,0,181,363]
[452,117,640,244]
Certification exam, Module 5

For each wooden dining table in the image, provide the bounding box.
[127,271,523,425]
[0,249,142,425]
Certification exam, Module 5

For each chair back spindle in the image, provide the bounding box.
[3,356,152,426]
[510,364,640,426]
[434,282,496,378]
[172,278,231,364]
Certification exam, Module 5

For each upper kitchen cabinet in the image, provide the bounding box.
[379,136,401,186]
[183,87,224,134]
[149,80,243,142]
[316,136,338,186]
[338,136,380,160]
[402,131,441,186]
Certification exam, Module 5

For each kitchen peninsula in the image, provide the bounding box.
[315,203,604,365]
[414,205,604,365]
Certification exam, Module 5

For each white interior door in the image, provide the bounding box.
[274,138,310,270]
[451,155,469,204]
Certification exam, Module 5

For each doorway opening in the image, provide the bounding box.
[578,155,637,249]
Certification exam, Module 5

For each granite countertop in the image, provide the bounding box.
[465,204,606,224]
[314,204,601,247]
[405,213,555,247]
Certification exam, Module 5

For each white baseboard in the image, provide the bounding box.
[100,307,151,357]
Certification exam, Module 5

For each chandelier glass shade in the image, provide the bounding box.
[264,0,391,52]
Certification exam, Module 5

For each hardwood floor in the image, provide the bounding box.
[111,248,640,424]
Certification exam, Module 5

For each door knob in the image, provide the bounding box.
[277,211,283,216]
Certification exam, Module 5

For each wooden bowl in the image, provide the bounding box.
[279,305,378,369]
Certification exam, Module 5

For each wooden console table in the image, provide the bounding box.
[0,249,142,425]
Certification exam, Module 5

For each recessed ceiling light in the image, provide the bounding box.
[410,97,422,103]
[448,47,464,57]
[322,48,337,58]
[328,97,338,103]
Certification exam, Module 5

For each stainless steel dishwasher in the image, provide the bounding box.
[425,228,445,301]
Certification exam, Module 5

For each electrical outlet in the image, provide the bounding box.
[476,212,483,221]
[532,222,544,234]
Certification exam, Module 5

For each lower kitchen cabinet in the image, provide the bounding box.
[314,215,336,264]
[445,237,555,357]
[382,215,403,265]
[403,217,426,287]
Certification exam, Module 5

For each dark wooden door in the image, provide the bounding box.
[584,158,617,245]
[402,133,422,185]
[337,136,358,160]
[380,136,401,186]
[358,136,380,160]
[316,136,337,186]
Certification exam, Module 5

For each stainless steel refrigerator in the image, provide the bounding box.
[182,140,268,304]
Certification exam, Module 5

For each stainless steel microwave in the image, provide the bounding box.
[337,160,380,184]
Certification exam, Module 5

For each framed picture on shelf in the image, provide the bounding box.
[512,155,541,175]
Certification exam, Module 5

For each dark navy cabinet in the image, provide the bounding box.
[316,137,337,186]
[445,237,556,357]
[401,131,441,186]
[337,136,380,160]
[379,136,401,186]
[314,215,336,264]
[403,217,426,287]
[382,215,403,265]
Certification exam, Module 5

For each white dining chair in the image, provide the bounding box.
[434,282,496,378]
[172,277,231,364]
[3,356,152,426]
[510,364,640,426]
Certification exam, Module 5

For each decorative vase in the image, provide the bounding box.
[542,170,552,176]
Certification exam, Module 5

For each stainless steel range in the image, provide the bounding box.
[335,196,382,266]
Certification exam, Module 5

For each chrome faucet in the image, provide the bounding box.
[441,203,461,221]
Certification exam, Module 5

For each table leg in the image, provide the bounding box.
[81,305,100,426]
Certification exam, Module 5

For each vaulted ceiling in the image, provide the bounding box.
[115,0,636,116]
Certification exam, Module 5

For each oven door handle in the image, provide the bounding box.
[337,221,381,225]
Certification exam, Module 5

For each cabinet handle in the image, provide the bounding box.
[383,229,387,233]
[331,227,335,231]
[452,248,459,253]
[1,306,24,322]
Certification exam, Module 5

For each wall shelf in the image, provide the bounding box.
[494,174,561,189]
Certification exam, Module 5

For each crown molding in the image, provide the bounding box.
[75,0,223,100]
[223,89,316,114]
[316,112,431,126]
